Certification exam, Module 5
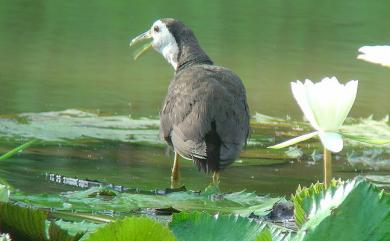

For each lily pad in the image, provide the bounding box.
[0,202,48,241]
[170,212,266,241]
[11,186,281,218]
[84,216,176,241]
[48,221,85,241]
[292,177,390,241]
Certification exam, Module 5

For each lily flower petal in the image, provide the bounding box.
[333,80,358,129]
[358,46,390,67]
[302,77,358,131]
[306,77,342,130]
[318,132,343,153]
[291,80,320,130]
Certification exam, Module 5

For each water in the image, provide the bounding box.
[0,110,389,197]
[0,0,389,197]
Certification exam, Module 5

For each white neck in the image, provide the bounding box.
[160,43,179,70]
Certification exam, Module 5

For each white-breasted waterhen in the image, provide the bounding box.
[130,18,250,185]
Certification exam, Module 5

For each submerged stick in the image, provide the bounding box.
[50,211,113,223]
[323,147,332,188]
[0,139,38,161]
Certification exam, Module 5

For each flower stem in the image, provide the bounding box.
[323,147,332,188]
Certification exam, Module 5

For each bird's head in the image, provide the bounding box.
[130,18,211,71]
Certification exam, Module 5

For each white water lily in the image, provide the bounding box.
[357,45,390,67]
[270,77,358,153]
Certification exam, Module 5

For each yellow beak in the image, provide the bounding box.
[129,30,153,60]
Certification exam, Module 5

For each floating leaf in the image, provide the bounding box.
[342,133,390,145]
[11,187,280,217]
[0,110,161,144]
[170,212,266,241]
[48,221,85,241]
[84,216,176,241]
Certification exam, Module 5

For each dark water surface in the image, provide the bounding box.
[0,0,389,197]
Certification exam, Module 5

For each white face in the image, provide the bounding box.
[150,20,179,70]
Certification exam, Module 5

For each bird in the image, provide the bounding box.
[130,18,250,185]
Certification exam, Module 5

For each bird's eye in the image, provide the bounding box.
[154,26,160,32]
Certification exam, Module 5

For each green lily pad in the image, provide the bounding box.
[48,221,85,241]
[292,178,390,241]
[52,220,103,238]
[84,216,176,241]
[170,212,266,241]
[11,187,281,218]
[254,224,292,241]
[0,202,48,241]
[255,229,273,241]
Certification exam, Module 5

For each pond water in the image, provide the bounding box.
[0,0,389,198]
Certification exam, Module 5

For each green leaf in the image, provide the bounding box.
[0,139,37,161]
[255,229,273,241]
[267,224,293,241]
[291,179,340,226]
[84,216,176,241]
[0,202,48,241]
[170,212,266,241]
[292,178,390,241]
[254,223,292,241]
[268,132,318,149]
[48,221,85,241]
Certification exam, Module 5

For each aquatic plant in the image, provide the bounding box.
[269,77,358,187]
[0,178,388,241]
